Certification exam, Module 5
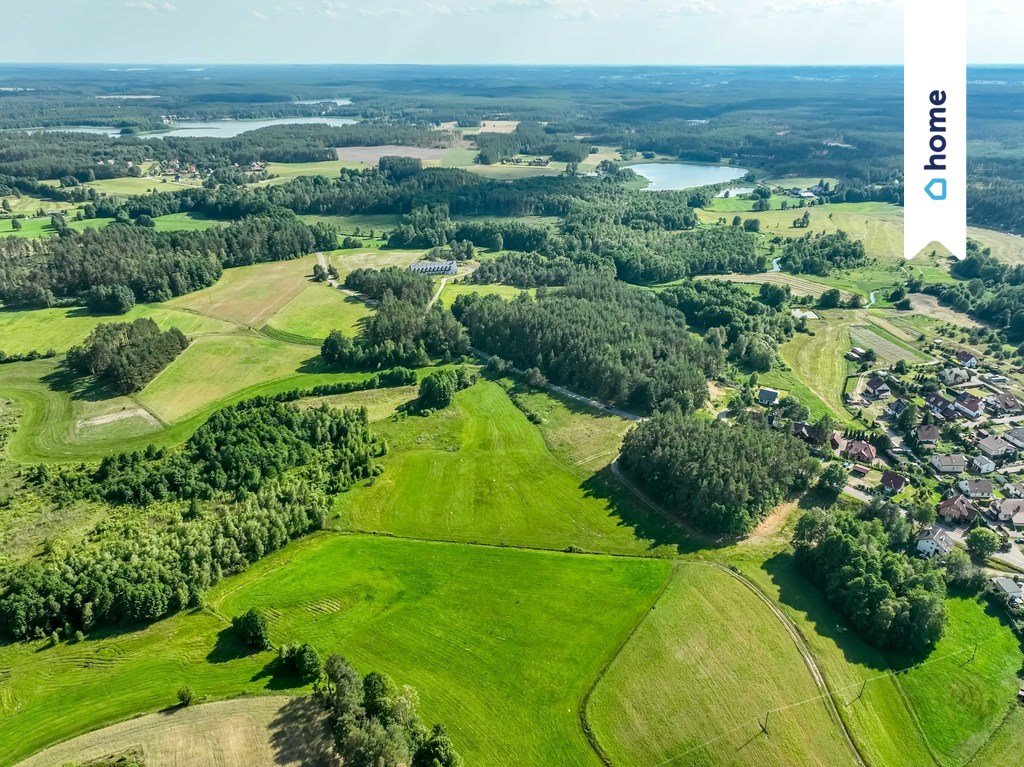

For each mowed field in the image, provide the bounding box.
[264,284,373,342]
[0,533,671,767]
[334,380,685,556]
[587,563,859,767]
[437,282,533,307]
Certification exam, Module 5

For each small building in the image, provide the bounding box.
[972,454,997,475]
[955,350,979,369]
[955,392,985,420]
[792,421,817,444]
[916,424,941,448]
[409,259,458,276]
[958,478,993,500]
[1005,481,1024,499]
[916,525,956,558]
[1003,427,1024,451]
[931,453,968,474]
[992,577,1023,605]
[757,389,780,407]
[988,391,1022,415]
[978,435,1015,461]
[829,433,845,452]
[881,471,909,495]
[887,399,908,418]
[865,376,891,399]
[843,440,877,464]
[938,494,981,524]
[940,367,971,386]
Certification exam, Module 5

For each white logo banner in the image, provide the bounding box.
[904,0,967,260]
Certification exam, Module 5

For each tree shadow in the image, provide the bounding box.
[762,551,892,672]
[251,656,311,690]
[41,364,122,403]
[206,625,263,664]
[268,696,340,767]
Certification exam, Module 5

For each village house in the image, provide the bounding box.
[978,434,1016,461]
[865,376,891,399]
[925,393,959,421]
[958,478,994,500]
[955,392,985,419]
[987,391,1022,415]
[916,525,956,558]
[916,424,941,448]
[1005,482,1024,499]
[955,350,979,368]
[791,422,817,444]
[972,454,997,475]
[829,433,845,452]
[940,367,972,386]
[937,494,981,524]
[992,499,1024,530]
[886,399,908,418]
[931,453,968,474]
[1004,428,1024,450]
[843,440,877,464]
[757,389,779,407]
[881,470,909,495]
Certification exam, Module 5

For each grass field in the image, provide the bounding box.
[438,282,533,307]
[167,256,319,327]
[334,380,686,556]
[587,563,859,767]
[772,316,854,423]
[0,304,236,355]
[1,212,224,239]
[136,334,323,423]
[17,696,334,767]
[0,533,671,767]
[849,324,930,365]
[263,284,373,342]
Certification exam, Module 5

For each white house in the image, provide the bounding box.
[958,478,994,500]
[955,350,979,369]
[916,526,955,558]
[1003,428,1024,450]
[955,393,985,419]
[972,454,997,475]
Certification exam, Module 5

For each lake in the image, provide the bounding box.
[32,116,358,139]
[629,162,747,191]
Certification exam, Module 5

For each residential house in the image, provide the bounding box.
[972,454,997,475]
[926,393,959,421]
[931,453,968,474]
[992,499,1024,530]
[940,367,971,386]
[757,389,779,407]
[1004,428,1024,450]
[829,433,845,452]
[978,435,1016,461]
[916,525,956,558]
[865,376,891,399]
[792,422,816,444]
[1005,481,1024,499]
[955,350,979,368]
[887,399,908,418]
[937,494,981,524]
[958,478,994,500]
[843,440,877,464]
[987,391,1022,415]
[881,471,909,495]
[992,577,1023,606]
[916,424,940,448]
[955,392,985,419]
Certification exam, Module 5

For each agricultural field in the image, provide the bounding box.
[0,533,671,767]
[773,313,855,423]
[437,282,533,307]
[334,380,686,556]
[587,563,860,767]
[263,284,373,343]
[848,324,931,365]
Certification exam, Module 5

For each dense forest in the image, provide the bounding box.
[453,277,721,413]
[66,318,189,394]
[793,506,947,652]
[619,410,818,535]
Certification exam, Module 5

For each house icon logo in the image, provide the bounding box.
[925,178,947,201]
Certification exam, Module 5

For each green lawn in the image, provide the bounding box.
[263,283,373,343]
[587,563,859,767]
[772,316,855,424]
[438,282,533,308]
[334,380,687,556]
[0,304,236,356]
[0,533,671,767]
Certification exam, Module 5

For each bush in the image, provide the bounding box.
[177,685,195,707]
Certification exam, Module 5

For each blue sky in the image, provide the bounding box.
[2,0,1021,65]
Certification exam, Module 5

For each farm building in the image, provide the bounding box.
[409,260,458,276]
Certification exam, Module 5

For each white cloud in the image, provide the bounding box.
[124,0,176,11]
